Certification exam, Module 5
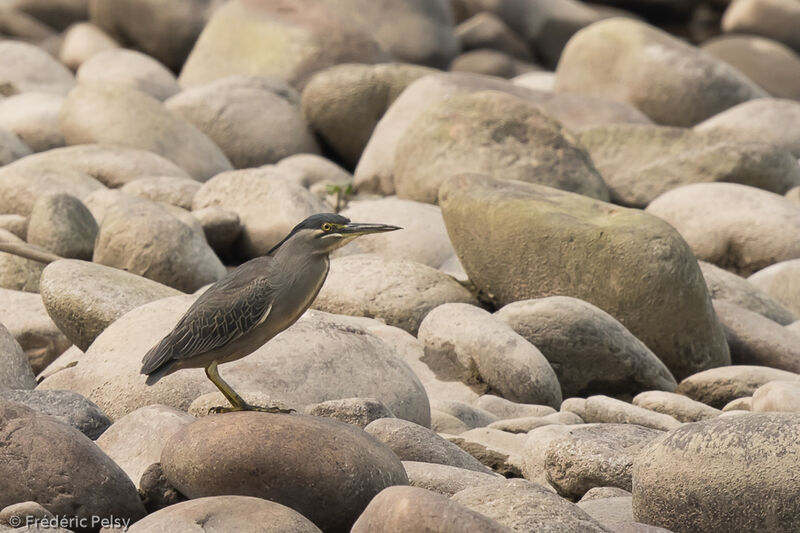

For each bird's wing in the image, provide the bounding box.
[140,257,276,375]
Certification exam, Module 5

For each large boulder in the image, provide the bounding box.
[554,18,767,126]
[577,124,800,207]
[633,413,800,532]
[0,389,110,440]
[161,412,408,533]
[440,173,730,380]
[646,183,800,276]
[92,195,226,292]
[178,0,386,89]
[39,298,431,426]
[60,84,232,180]
[39,259,181,351]
[26,193,98,260]
[301,63,436,168]
[496,297,676,398]
[166,75,319,169]
[313,254,477,335]
[392,90,609,204]
[191,166,326,258]
[0,40,76,95]
[0,401,146,530]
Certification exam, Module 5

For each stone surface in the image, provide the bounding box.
[456,12,533,60]
[700,260,795,325]
[40,301,430,425]
[0,92,65,152]
[58,22,120,70]
[723,396,752,412]
[314,255,477,335]
[675,365,799,408]
[473,395,557,419]
[580,487,633,501]
[583,396,681,431]
[713,300,800,372]
[0,389,109,440]
[633,413,800,532]
[538,423,664,498]
[304,397,394,428]
[0,230,44,293]
[351,486,513,533]
[0,214,27,239]
[96,405,194,488]
[418,303,562,408]
[431,399,499,430]
[89,0,210,70]
[449,49,537,78]
[646,183,800,276]
[0,128,32,166]
[695,98,800,157]
[162,412,408,533]
[276,154,352,188]
[0,401,145,526]
[334,198,455,268]
[440,173,730,381]
[26,193,97,260]
[496,297,676,398]
[403,461,505,496]
[60,84,232,181]
[125,495,322,533]
[191,166,325,258]
[577,497,634,531]
[487,416,558,433]
[578,124,800,207]
[191,206,241,254]
[39,259,181,351]
[393,90,609,204]
[0,288,70,374]
[0,323,36,391]
[452,478,614,533]
[166,75,319,169]
[120,177,202,211]
[0,40,76,95]
[555,18,766,126]
[77,49,180,101]
[178,0,385,89]
[632,391,721,423]
[364,417,493,474]
[0,501,54,529]
[751,380,800,413]
[721,0,800,53]
[748,259,800,317]
[446,429,525,476]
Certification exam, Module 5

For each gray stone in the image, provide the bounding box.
[452,479,614,533]
[303,397,394,428]
[419,303,562,407]
[0,40,75,95]
[578,124,800,207]
[632,391,721,423]
[431,409,472,434]
[633,413,800,532]
[364,417,493,474]
[0,401,145,525]
[0,501,54,529]
[0,128,32,166]
[0,389,109,439]
[120,177,202,211]
[162,412,408,533]
[562,397,587,418]
[580,487,633,501]
[314,255,477,335]
[191,206,241,254]
[713,300,800,372]
[748,259,800,317]
[441,173,730,380]
[751,380,800,413]
[431,399,499,430]
[0,215,26,239]
[58,22,120,70]
[675,365,799,408]
[0,93,64,152]
[449,49,536,78]
[546,411,584,424]
[722,396,752,411]
[0,230,42,293]
[351,486,513,533]
[60,84,232,181]
[26,193,97,260]
[0,323,36,391]
[276,154,352,188]
[77,49,180,101]
[191,166,325,258]
[473,395,557,419]
[166,75,319,169]
[456,12,532,60]
[646,183,800,276]
[577,497,634,530]
[583,395,682,431]
[554,18,766,126]
[403,461,506,496]
[721,0,800,53]
[700,260,796,325]
[487,416,558,433]
[393,90,608,204]
[137,462,186,513]
[496,297,676,398]
[446,430,525,476]
[96,405,194,488]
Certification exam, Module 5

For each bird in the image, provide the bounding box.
[140,213,400,412]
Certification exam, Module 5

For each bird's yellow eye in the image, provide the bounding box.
[321,223,332,232]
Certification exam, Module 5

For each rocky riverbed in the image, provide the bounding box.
[1,0,800,532]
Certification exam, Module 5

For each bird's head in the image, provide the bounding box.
[268,213,401,255]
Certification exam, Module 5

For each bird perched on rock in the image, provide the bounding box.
[140,213,400,412]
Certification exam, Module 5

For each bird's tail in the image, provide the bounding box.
[143,361,173,386]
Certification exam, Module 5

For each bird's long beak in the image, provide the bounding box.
[339,222,402,236]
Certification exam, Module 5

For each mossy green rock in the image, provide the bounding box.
[439,173,730,380]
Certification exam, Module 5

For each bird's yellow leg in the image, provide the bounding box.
[204,360,294,414]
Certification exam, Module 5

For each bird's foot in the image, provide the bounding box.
[208,403,295,414]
